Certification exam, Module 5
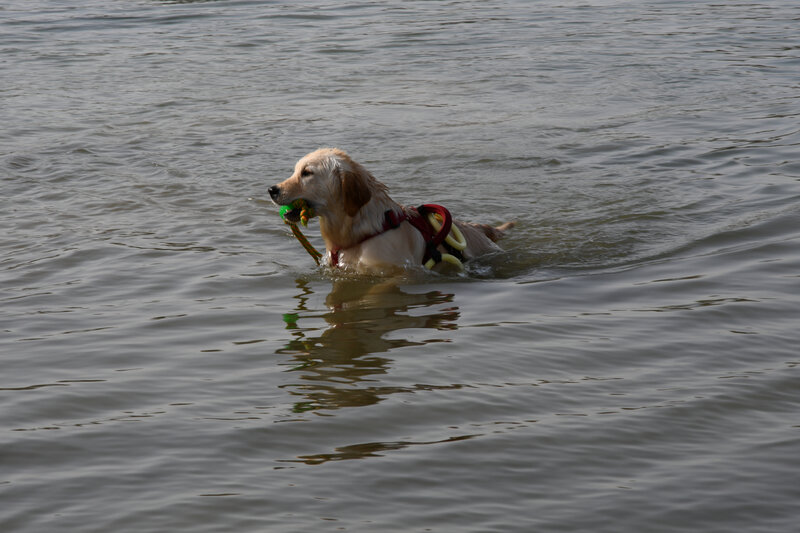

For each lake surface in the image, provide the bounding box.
[2,1,799,531]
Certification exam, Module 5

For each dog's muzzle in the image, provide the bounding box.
[268,185,281,202]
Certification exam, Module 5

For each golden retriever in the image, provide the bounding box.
[269,148,514,274]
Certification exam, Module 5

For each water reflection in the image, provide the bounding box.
[276,278,458,413]
[287,434,476,466]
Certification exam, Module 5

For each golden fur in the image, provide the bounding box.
[269,148,514,274]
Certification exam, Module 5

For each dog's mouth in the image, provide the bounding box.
[282,205,303,223]
[280,199,315,225]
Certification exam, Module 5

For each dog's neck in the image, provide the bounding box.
[319,193,400,251]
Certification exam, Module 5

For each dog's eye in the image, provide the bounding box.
[301,167,312,177]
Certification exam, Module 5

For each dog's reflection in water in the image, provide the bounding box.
[277,278,459,413]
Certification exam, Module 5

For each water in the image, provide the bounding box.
[2,1,799,531]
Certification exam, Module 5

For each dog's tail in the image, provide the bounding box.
[474,221,516,243]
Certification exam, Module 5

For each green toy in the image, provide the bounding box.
[279,199,315,227]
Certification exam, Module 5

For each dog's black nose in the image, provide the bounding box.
[268,185,280,201]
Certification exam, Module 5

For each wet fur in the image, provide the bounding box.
[270,148,514,274]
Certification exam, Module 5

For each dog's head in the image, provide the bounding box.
[269,148,373,221]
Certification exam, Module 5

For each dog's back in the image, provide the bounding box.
[452,220,515,259]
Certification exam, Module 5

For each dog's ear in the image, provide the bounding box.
[341,167,372,217]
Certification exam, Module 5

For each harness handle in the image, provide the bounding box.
[417,204,453,248]
[414,204,464,271]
